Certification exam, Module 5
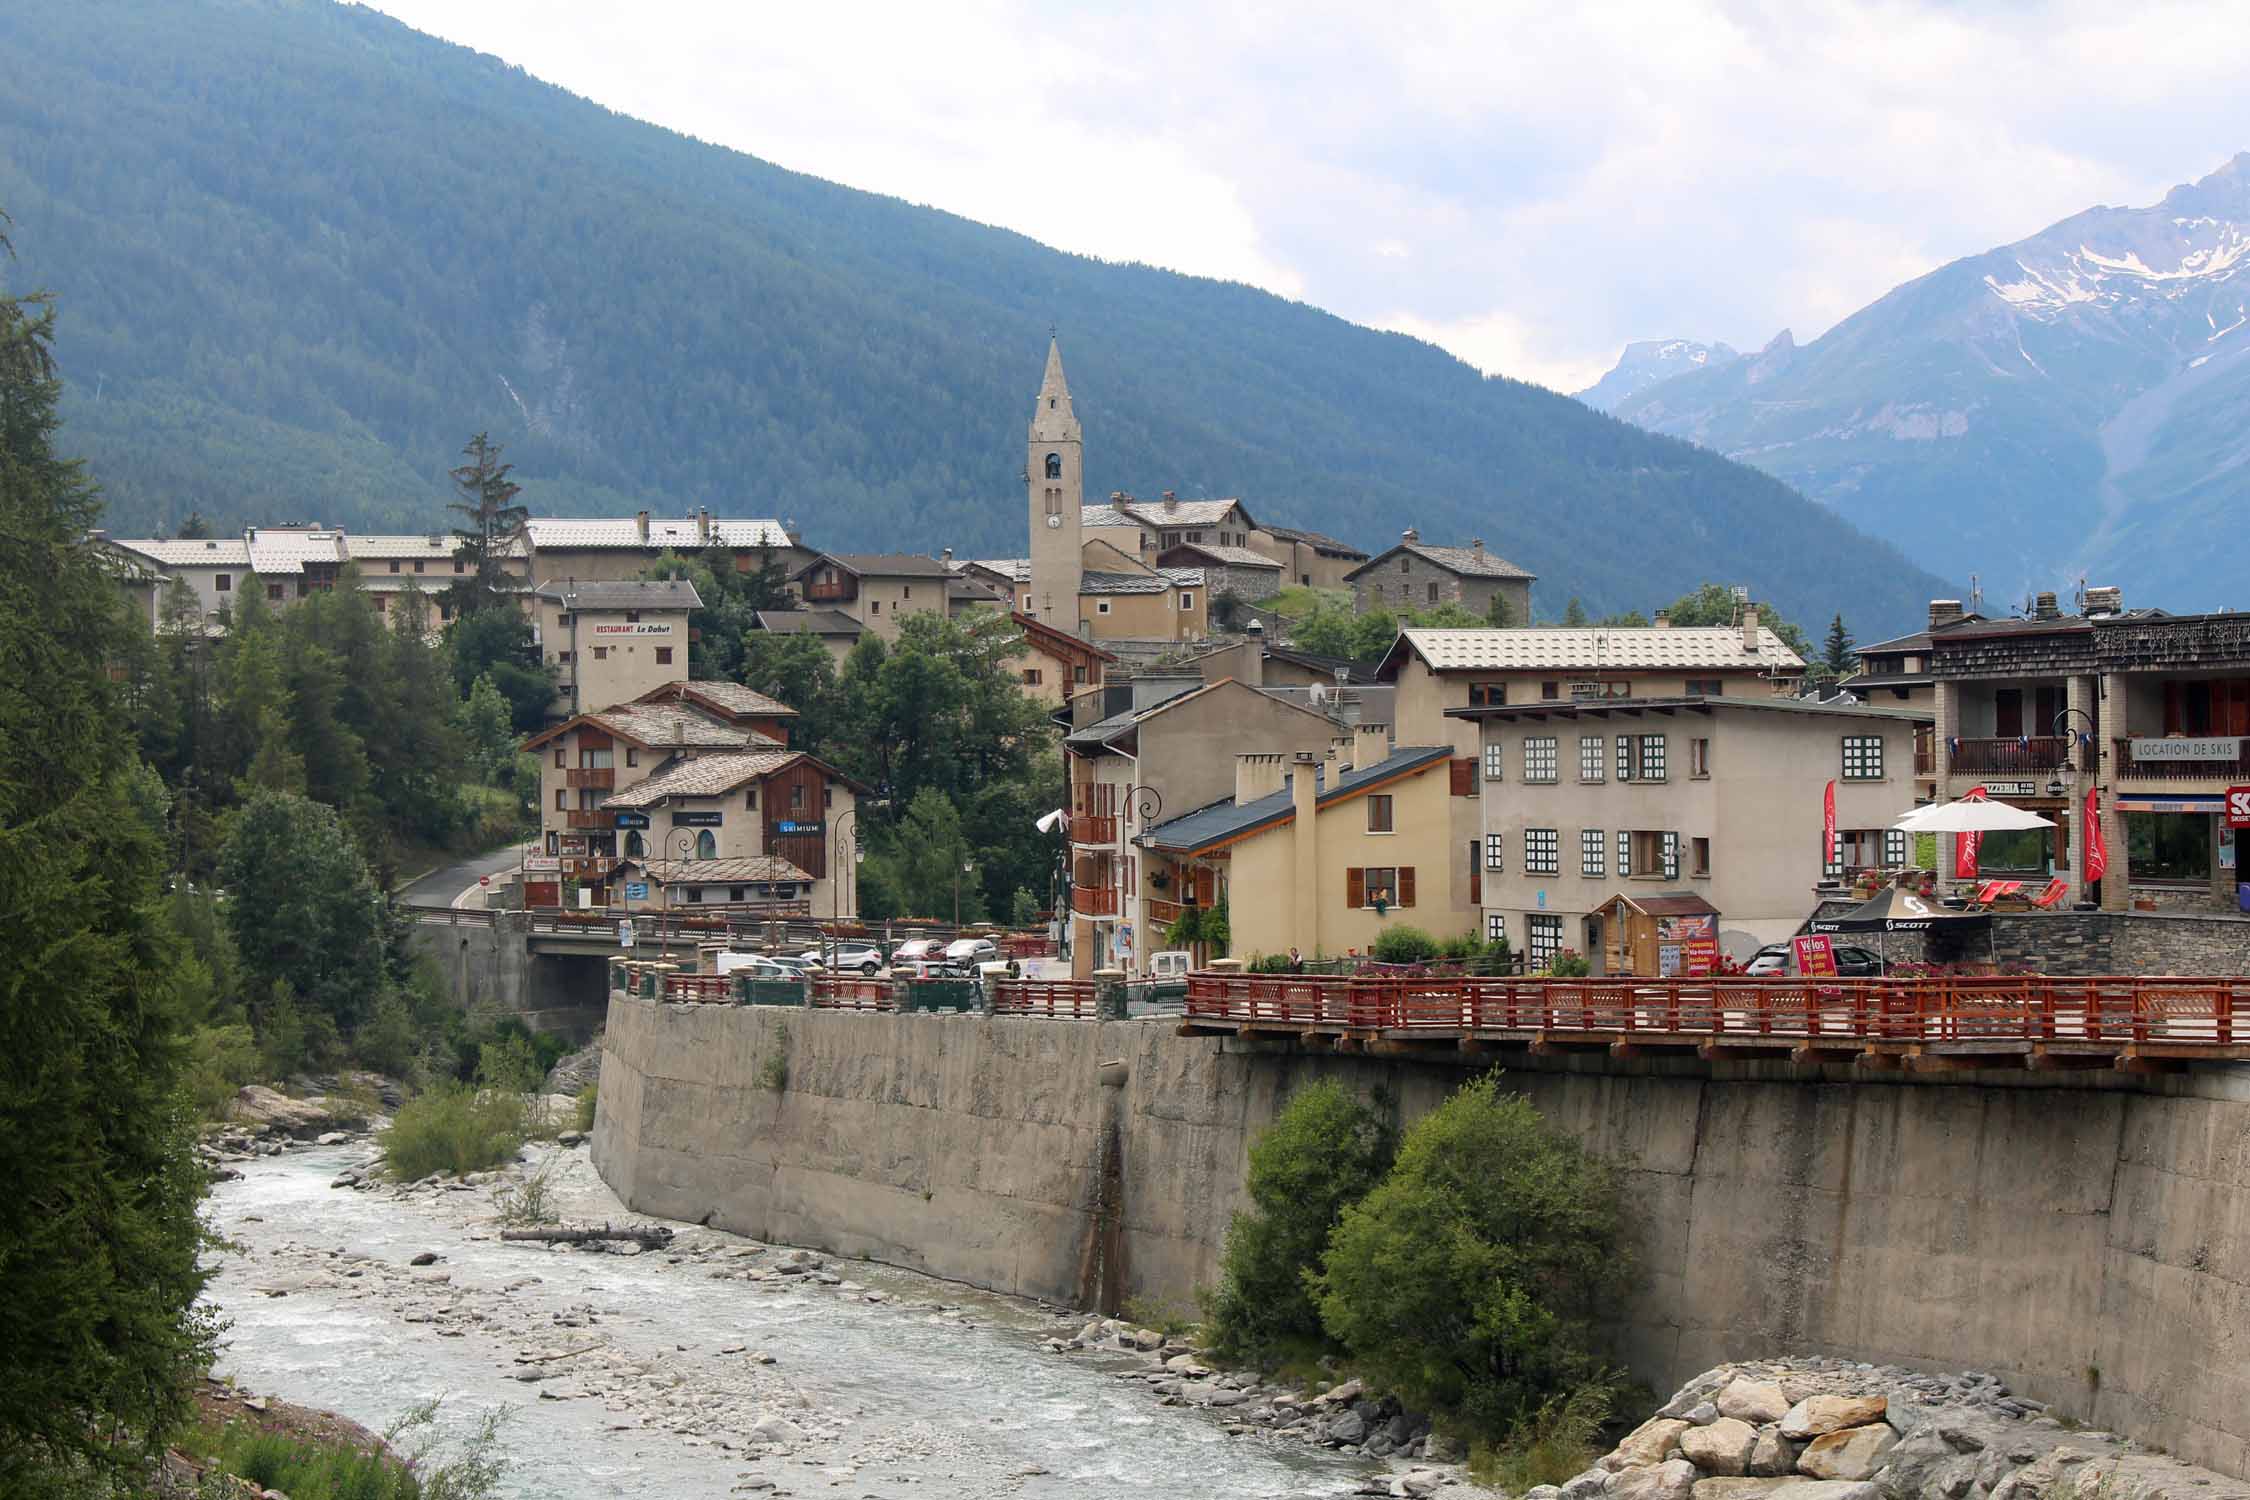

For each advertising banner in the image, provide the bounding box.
[1793,933,1838,977]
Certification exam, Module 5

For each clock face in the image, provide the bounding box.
[1046,514,1063,528]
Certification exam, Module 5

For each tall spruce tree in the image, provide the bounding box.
[0,223,214,1487]
[446,430,528,612]
[1823,613,1856,677]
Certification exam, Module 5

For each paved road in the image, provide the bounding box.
[394,840,530,906]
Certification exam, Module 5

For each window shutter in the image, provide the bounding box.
[1347,867,1365,908]
[1450,757,1474,797]
[1662,832,1679,880]
[1398,867,1416,907]
[1617,830,1631,877]
[1616,733,1633,781]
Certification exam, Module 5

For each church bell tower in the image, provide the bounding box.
[1026,338,1083,630]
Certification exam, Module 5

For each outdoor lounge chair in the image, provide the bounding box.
[2029,878,2069,909]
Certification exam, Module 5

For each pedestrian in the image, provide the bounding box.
[1287,945,1304,973]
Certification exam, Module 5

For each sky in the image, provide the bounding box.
[366,0,2250,394]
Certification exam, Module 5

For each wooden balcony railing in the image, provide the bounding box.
[1070,812,1119,845]
[2112,738,2250,781]
[802,579,855,603]
[1948,737,2076,775]
[1072,885,1120,917]
[564,809,613,829]
[1146,897,1191,929]
[1913,749,1934,776]
[566,767,615,789]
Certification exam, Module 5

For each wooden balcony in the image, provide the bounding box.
[2112,738,2250,781]
[802,578,856,604]
[1070,812,1119,845]
[1914,749,1934,776]
[564,809,613,830]
[566,767,615,789]
[1949,736,2078,775]
[1072,885,1120,917]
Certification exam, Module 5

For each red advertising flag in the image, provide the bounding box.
[1954,785,1988,880]
[2083,786,2108,884]
[1822,779,1836,870]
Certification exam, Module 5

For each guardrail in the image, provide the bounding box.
[992,979,1104,1019]
[1182,974,2250,1054]
[810,976,896,1011]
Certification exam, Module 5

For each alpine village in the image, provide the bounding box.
[10,6,2250,1500]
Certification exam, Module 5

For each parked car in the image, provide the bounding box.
[1743,942,1884,977]
[713,951,798,981]
[799,942,885,975]
[890,938,944,969]
[765,952,821,977]
[944,936,999,965]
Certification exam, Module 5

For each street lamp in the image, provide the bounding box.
[829,802,872,962]
[953,859,975,928]
[2045,708,2096,799]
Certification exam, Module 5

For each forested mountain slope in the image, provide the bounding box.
[0,0,1947,630]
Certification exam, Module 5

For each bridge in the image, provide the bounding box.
[1180,972,2250,1074]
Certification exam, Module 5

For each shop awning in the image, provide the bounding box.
[1807,886,1991,935]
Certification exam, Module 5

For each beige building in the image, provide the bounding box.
[105,523,511,634]
[1346,531,1536,623]
[1140,737,1471,963]
[598,748,864,920]
[1256,523,1369,591]
[791,552,955,643]
[753,608,865,666]
[1454,695,1928,971]
[1846,622,1941,802]
[531,579,700,719]
[521,512,803,585]
[1010,610,1115,709]
[1063,676,1340,975]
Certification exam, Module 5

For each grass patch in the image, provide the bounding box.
[182,1399,511,1500]
[383,1083,525,1181]
[757,1025,789,1092]
[573,1086,597,1134]
[1123,1293,1200,1340]
[1260,586,1348,620]
[1467,1381,1616,1494]
[492,1157,560,1228]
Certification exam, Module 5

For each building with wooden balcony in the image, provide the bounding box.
[788,552,957,643]
[1926,590,2250,915]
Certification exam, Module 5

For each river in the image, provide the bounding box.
[204,1143,1380,1499]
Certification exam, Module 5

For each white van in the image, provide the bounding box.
[1146,950,1193,981]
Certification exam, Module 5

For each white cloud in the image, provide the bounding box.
[365,0,2250,388]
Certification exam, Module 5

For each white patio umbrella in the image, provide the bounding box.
[1892,800,2055,834]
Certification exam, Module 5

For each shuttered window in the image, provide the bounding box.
[1450,758,1476,796]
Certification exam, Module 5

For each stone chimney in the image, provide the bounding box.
[1471,538,1485,561]
[1162,491,1179,511]
[1236,753,1286,804]
[1241,619,1264,687]
[636,509,651,542]
[1653,610,1672,629]
[2034,591,2061,621]
[941,546,953,565]
[1327,734,1352,771]
[696,508,712,544]
[1741,603,1761,653]
[2085,585,2123,616]
[1402,527,1420,546]
[1929,599,1965,631]
[1290,752,1320,952]
[1353,721,1391,770]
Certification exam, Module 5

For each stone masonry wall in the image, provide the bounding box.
[593,998,2250,1478]
[1807,906,2250,975]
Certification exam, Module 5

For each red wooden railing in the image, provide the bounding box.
[1073,885,1120,917]
[1949,736,2078,774]
[1070,812,1119,845]
[1184,974,2248,1047]
[810,976,895,1011]
[992,979,1102,1019]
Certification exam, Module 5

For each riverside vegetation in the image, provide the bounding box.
[1203,1076,1634,1484]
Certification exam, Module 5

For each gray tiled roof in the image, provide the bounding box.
[1081,570,1171,596]
[524,517,790,549]
[1391,626,1803,673]
[1140,747,1452,853]
[1262,524,1367,557]
[623,855,814,885]
[602,750,805,807]
[794,552,955,579]
[755,609,863,636]
[1346,541,1535,582]
[533,578,704,611]
[1166,544,1279,569]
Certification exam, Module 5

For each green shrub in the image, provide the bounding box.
[195,1420,416,1500]
[1369,924,1439,964]
[1315,1074,1629,1440]
[1469,1379,1620,1493]
[1546,950,1591,978]
[1247,953,1296,974]
[757,1025,789,1092]
[492,1157,560,1227]
[1200,896,1230,956]
[1164,906,1202,948]
[185,1023,262,1120]
[351,993,421,1078]
[383,1083,524,1181]
[1123,1293,1200,1339]
[1206,1079,1395,1365]
[573,1086,598,1134]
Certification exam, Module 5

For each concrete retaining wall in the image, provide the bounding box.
[404,920,606,1039]
[592,998,2250,1478]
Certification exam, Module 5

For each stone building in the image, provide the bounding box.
[789,552,956,643]
[529,578,700,720]
[1345,530,1536,622]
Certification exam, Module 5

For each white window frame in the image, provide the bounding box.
[1883,828,1908,867]
[1842,735,1884,781]
[1580,828,1606,878]
[1616,733,1633,782]
[1523,735,1559,784]
[1662,831,1680,881]
[1484,832,1505,871]
[1527,914,1563,971]
[1637,733,1667,782]
[1096,599,1111,614]
[1178,592,1196,611]
[1482,742,1506,781]
[1487,912,1510,943]
[1524,828,1560,875]
[1617,829,1632,877]
[1579,734,1605,782]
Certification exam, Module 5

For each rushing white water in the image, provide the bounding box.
[204,1146,1372,1499]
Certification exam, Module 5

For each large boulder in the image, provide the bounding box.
[1612,1459,1700,1500]
[1765,1483,1882,1500]
[1681,1419,1761,1476]
[1718,1379,1793,1426]
[1798,1425,1900,1483]
[1609,1418,1692,1470]
[230,1084,339,1137]
[1781,1396,1888,1442]
[1750,1426,1804,1477]
[1695,1481,1797,1500]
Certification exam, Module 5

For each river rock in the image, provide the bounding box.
[1681,1418,1760,1475]
[1610,1418,1692,1470]
[409,1251,439,1266]
[1562,1469,1614,1500]
[1694,1479,1796,1500]
[1797,1425,1900,1482]
[748,1412,806,1449]
[316,1130,350,1145]
[1719,1379,1794,1426]
[232,1085,341,1136]
[1782,1396,1888,1441]
[1613,1458,1700,1500]
[1765,1483,1881,1500]
[1750,1426,1802,1476]
[1331,1410,1369,1445]
[1320,1378,1365,1404]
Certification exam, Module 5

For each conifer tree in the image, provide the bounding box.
[0,221,214,1486]
[1823,613,1856,677]
[446,430,528,612]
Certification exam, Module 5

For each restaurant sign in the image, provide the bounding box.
[1981,780,2039,798]
[2131,736,2243,762]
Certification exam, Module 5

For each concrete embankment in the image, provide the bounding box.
[591,997,2250,1479]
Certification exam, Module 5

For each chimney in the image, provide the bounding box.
[1353,721,1391,770]
[941,547,953,565]
[1109,491,1131,510]
[635,510,651,543]
[1402,527,1420,546]
[1653,610,1672,629]
[1928,599,1965,631]
[1471,538,1485,560]
[1290,751,1320,951]
[697,508,713,544]
[2034,591,2061,621]
[2084,585,2123,616]
[1236,752,1285,804]
[1327,734,1351,771]
[1241,621,1264,687]
[673,717,686,746]
[1162,491,1179,511]
[1741,603,1761,654]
